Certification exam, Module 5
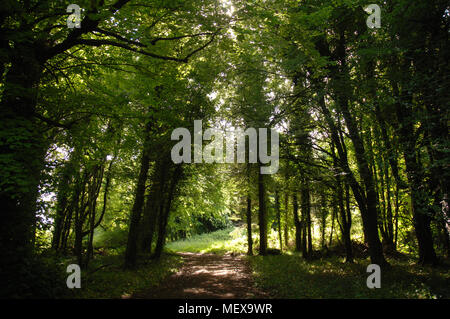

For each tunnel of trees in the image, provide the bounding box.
[0,0,448,298]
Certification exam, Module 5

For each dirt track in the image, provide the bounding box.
[133,252,270,299]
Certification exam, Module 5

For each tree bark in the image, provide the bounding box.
[258,167,267,255]
[284,192,289,248]
[246,195,253,256]
[293,193,302,252]
[0,47,45,285]
[140,159,168,254]
[52,161,74,250]
[391,80,438,265]
[124,122,152,268]
[153,165,183,259]
[301,179,312,258]
[275,190,283,251]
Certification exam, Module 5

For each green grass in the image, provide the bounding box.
[249,254,450,299]
[166,226,248,254]
[69,251,182,299]
[166,227,449,299]
[65,227,244,298]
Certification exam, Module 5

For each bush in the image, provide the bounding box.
[1,254,71,298]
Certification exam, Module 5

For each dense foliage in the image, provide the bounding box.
[0,0,448,298]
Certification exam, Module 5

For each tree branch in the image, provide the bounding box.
[75,39,188,62]
[150,32,216,45]
[44,0,133,60]
[75,28,221,63]
[93,27,146,48]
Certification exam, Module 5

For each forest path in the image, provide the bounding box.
[132,252,271,299]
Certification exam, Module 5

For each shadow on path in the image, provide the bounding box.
[133,252,270,299]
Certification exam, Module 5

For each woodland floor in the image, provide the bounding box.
[71,228,449,299]
[132,252,271,299]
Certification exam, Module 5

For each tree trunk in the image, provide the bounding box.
[124,122,152,268]
[275,190,283,251]
[329,197,336,248]
[320,194,327,249]
[343,184,354,263]
[52,162,74,250]
[338,96,386,265]
[246,195,253,256]
[85,164,105,267]
[0,48,45,286]
[293,193,302,252]
[313,30,387,266]
[284,192,289,248]
[257,167,267,255]
[140,160,168,254]
[331,142,353,262]
[74,171,88,267]
[391,81,438,265]
[140,188,160,254]
[301,180,312,258]
[153,165,183,259]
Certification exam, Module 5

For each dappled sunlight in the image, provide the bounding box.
[2,0,448,301]
[166,226,248,254]
[134,251,269,299]
[250,254,448,299]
